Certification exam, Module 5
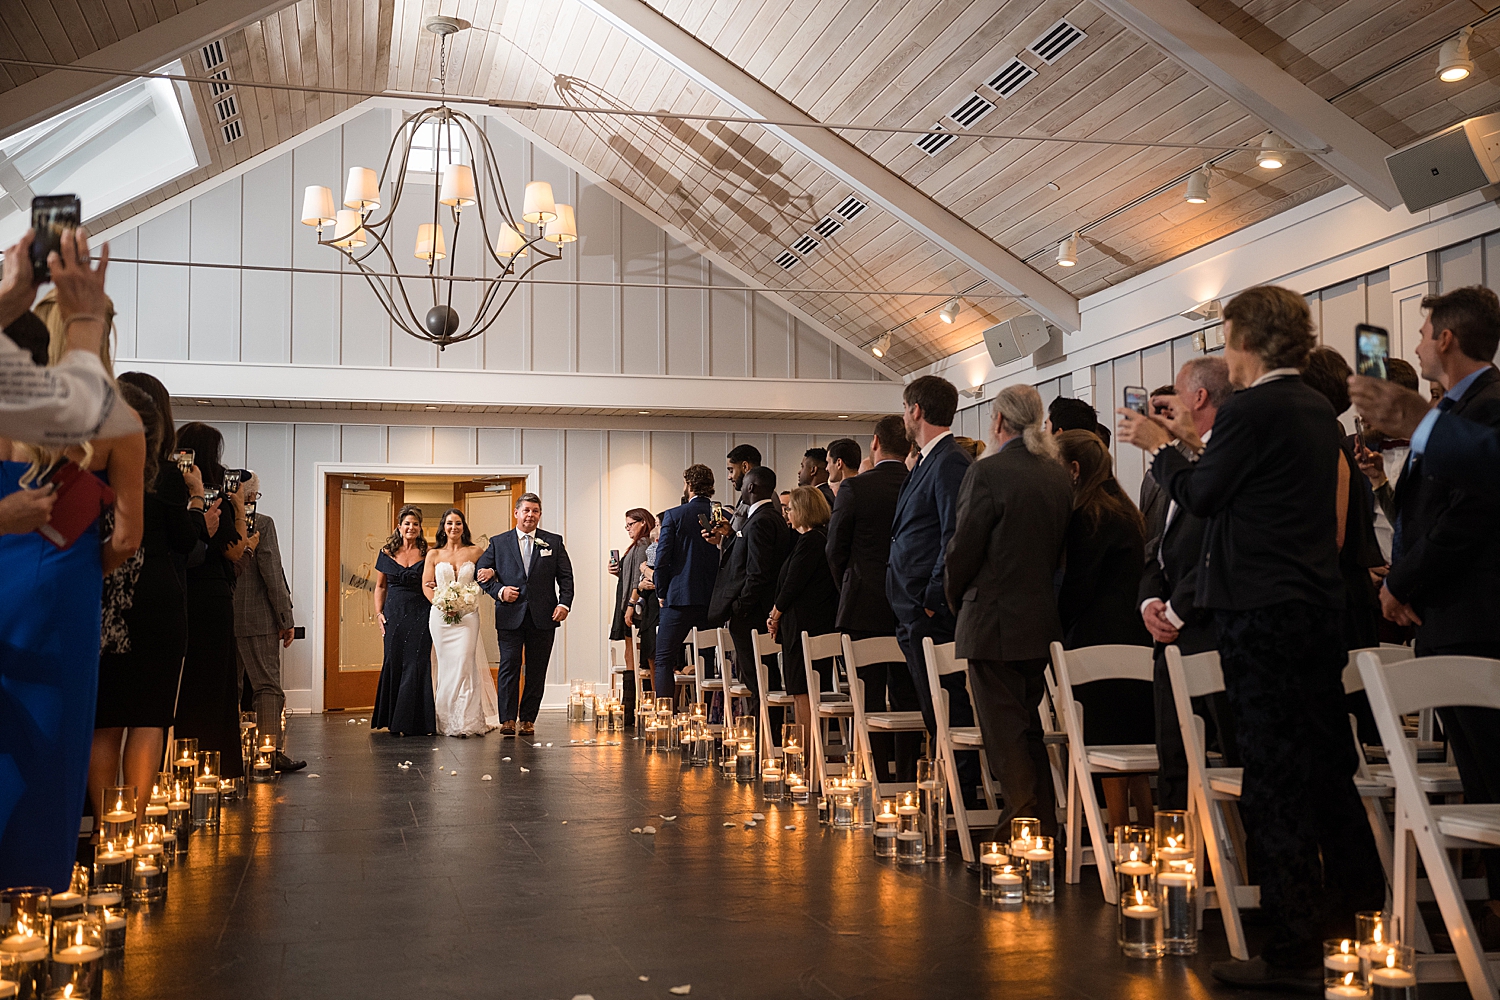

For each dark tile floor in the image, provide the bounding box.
[105,715,1305,999]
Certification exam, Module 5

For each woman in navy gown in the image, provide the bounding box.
[372,505,436,736]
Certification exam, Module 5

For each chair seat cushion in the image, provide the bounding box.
[1368,764,1464,795]
[949,726,984,747]
[728,684,752,697]
[1434,804,1500,846]
[700,679,724,690]
[816,702,854,717]
[865,711,926,731]
[611,665,630,675]
[1208,767,1243,797]
[766,691,796,706]
[1086,745,1158,771]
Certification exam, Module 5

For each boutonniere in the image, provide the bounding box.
[533,537,552,551]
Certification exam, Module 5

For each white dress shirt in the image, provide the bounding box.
[918,429,953,462]
[517,529,568,610]
[0,334,135,443]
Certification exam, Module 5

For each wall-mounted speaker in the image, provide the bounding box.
[982,314,1057,366]
[1387,113,1500,213]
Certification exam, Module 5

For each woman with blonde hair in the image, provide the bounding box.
[768,486,840,726]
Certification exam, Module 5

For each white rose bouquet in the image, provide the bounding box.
[435,576,482,626]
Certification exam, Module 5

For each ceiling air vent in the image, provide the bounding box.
[835,196,867,220]
[791,234,821,255]
[985,58,1037,99]
[948,92,996,129]
[812,216,843,238]
[773,250,799,270]
[914,123,957,157]
[201,39,227,70]
[214,95,239,123]
[220,119,243,144]
[209,69,233,97]
[1028,19,1086,64]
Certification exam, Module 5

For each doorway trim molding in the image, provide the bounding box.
[312,462,541,715]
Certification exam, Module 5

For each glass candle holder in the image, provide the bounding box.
[761,759,784,801]
[895,790,925,864]
[1114,825,1155,906]
[873,798,898,857]
[676,714,692,758]
[827,779,852,828]
[1119,885,1164,958]
[132,824,167,902]
[1010,817,1040,860]
[1325,939,1367,999]
[916,757,946,853]
[817,795,830,826]
[609,700,624,732]
[166,780,191,848]
[582,684,596,724]
[0,888,50,999]
[1157,860,1198,955]
[782,727,807,796]
[99,785,137,843]
[48,867,89,922]
[718,727,738,774]
[252,735,276,782]
[49,915,103,997]
[86,888,125,952]
[734,716,757,752]
[171,738,198,787]
[690,722,713,767]
[1155,810,1193,869]
[149,773,171,807]
[1023,835,1055,902]
[847,754,875,831]
[689,701,707,722]
[1356,911,1388,965]
[219,776,241,803]
[979,842,1017,898]
[1368,945,1415,1000]
[596,700,610,732]
[192,752,221,830]
[735,738,757,782]
[92,840,131,896]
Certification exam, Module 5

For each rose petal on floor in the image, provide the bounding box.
[642,826,656,834]
[520,767,530,773]
[670,985,691,995]
[481,775,492,781]
[631,827,643,834]
[751,813,765,820]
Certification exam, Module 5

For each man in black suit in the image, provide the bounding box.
[798,447,835,505]
[1137,385,1177,547]
[826,437,861,498]
[1137,357,1232,811]
[887,376,973,736]
[1047,395,1098,435]
[827,414,916,780]
[652,465,722,698]
[726,444,760,531]
[476,492,575,737]
[708,465,791,713]
[946,385,1073,837]
[1382,286,1500,910]
[1119,286,1384,989]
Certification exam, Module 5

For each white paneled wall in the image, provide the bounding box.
[105,106,883,382]
[199,415,862,711]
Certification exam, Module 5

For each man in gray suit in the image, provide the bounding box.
[945,385,1073,839]
[234,474,304,772]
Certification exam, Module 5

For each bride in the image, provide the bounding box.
[422,508,499,737]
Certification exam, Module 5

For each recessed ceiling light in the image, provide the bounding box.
[1256,133,1285,170]
[837,414,850,419]
[1439,27,1474,83]
[425,405,439,410]
[638,410,650,415]
[1056,232,1078,267]
[940,299,960,324]
[1046,181,1061,192]
[1184,165,1211,204]
[196,400,210,404]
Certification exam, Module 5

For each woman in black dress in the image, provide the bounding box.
[371,506,435,737]
[1055,429,1154,831]
[610,509,654,719]
[174,422,249,779]
[768,487,840,727]
[90,373,206,820]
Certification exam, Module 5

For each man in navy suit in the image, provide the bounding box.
[476,492,574,737]
[887,375,974,737]
[651,464,721,697]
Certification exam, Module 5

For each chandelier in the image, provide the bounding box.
[295,16,575,350]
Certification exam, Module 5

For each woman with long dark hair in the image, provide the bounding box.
[371,505,436,737]
[423,508,497,736]
[1055,429,1155,832]
[173,421,249,778]
[90,372,206,820]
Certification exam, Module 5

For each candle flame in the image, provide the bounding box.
[1134,888,1146,906]
[1340,939,1353,955]
[73,923,83,946]
[1386,950,1396,969]
[1129,847,1139,862]
[1374,925,1382,944]
[1343,973,1354,987]
[1167,835,1179,848]
[64,986,74,999]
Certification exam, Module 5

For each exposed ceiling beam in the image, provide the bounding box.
[1093,0,1402,211]
[575,0,1082,333]
[0,0,299,142]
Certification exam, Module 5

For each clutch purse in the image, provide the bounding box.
[38,460,116,549]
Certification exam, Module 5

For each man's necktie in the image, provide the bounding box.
[521,534,532,569]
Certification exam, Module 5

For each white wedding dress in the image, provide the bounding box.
[429,561,499,737]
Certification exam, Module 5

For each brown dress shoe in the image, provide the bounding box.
[519,722,535,737]
[500,721,516,737]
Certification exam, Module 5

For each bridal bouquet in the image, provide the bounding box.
[434,577,482,626]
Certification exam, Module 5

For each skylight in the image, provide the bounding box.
[0,61,204,246]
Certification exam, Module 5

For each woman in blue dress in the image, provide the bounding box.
[0,299,145,891]
[371,505,436,736]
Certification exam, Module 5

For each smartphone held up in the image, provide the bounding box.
[1355,323,1390,380]
[29,195,82,284]
[1123,385,1149,416]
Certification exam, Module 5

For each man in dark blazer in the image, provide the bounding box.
[651,464,721,698]
[945,385,1073,837]
[797,447,835,505]
[708,465,791,713]
[476,492,574,738]
[828,414,917,781]
[1137,357,1232,811]
[1383,286,1500,907]
[887,375,972,736]
[1118,286,1383,989]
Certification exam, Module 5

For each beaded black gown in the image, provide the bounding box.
[371,551,436,736]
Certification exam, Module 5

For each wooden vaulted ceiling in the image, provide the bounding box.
[1,0,1496,373]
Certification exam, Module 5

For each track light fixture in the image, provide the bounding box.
[1439,27,1474,83]
[1185,165,1212,204]
[1256,133,1285,170]
[1057,232,1079,267]
[871,331,893,358]
[940,299,960,324]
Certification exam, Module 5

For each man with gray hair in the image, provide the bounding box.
[945,384,1074,841]
[1138,355,1232,809]
[233,473,304,771]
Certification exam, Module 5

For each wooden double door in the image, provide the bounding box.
[324,474,526,712]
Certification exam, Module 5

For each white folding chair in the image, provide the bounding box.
[1165,646,1260,961]
[922,637,1000,864]
[1360,651,1500,999]
[1049,642,1158,902]
[803,632,853,793]
[708,627,754,731]
[691,627,723,712]
[1037,676,1079,863]
[752,629,796,760]
[843,634,924,799]
[609,639,629,697]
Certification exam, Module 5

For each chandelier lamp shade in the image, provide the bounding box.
[294,17,575,349]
